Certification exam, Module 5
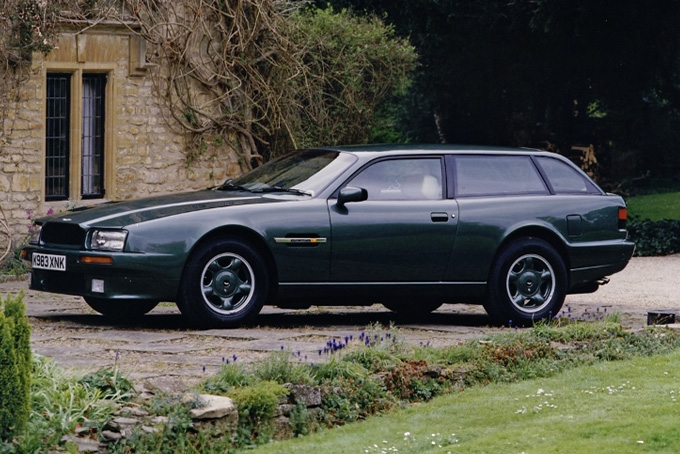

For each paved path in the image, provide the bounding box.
[0,255,677,387]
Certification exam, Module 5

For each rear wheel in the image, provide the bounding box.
[484,238,566,326]
[177,238,269,328]
[84,297,158,320]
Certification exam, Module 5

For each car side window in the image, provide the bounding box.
[536,157,597,194]
[348,158,443,200]
[454,155,548,197]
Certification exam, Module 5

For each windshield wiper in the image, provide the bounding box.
[217,180,249,191]
[250,186,311,196]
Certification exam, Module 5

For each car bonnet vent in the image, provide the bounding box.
[40,223,86,247]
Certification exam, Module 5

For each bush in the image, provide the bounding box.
[230,381,288,443]
[0,293,31,441]
[79,368,135,400]
[627,218,680,256]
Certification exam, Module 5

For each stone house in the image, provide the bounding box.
[0,20,246,254]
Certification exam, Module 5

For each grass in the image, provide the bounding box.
[625,191,680,221]
[7,314,680,453]
[248,350,680,454]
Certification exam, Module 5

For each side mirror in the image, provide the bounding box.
[337,186,368,208]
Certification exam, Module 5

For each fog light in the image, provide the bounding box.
[92,279,105,293]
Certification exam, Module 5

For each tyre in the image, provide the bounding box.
[177,238,269,328]
[84,297,158,320]
[484,237,566,326]
[383,301,442,316]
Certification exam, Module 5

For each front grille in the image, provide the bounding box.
[40,222,86,247]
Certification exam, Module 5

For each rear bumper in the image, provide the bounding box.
[567,239,635,290]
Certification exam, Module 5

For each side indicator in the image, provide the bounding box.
[274,237,327,244]
[81,256,114,265]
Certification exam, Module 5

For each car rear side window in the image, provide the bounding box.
[454,155,548,197]
[536,157,599,194]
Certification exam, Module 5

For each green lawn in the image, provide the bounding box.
[250,351,680,454]
[625,191,680,221]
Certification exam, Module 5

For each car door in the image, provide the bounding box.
[328,156,459,282]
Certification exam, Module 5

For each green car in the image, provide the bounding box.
[22,145,634,327]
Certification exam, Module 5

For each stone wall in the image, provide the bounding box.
[0,25,246,252]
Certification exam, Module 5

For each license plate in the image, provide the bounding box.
[32,253,66,271]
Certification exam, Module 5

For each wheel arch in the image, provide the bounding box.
[181,225,279,301]
[495,226,570,277]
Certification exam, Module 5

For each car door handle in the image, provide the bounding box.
[430,212,449,222]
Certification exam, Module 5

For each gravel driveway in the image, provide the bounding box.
[1,254,677,387]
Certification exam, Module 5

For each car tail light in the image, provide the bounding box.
[618,207,628,229]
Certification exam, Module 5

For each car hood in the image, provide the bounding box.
[40,190,278,228]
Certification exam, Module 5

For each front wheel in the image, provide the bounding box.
[177,239,269,328]
[484,238,567,326]
[84,297,159,320]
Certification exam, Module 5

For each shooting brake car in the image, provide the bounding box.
[22,145,635,327]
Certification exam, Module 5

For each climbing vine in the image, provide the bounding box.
[118,0,416,167]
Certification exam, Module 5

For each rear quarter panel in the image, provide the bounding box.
[445,194,628,282]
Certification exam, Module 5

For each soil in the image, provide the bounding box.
[1,254,678,388]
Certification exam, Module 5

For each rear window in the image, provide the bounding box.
[536,157,600,194]
[454,155,548,197]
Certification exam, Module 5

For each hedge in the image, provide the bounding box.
[627,219,680,256]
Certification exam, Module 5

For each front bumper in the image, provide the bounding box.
[22,246,181,302]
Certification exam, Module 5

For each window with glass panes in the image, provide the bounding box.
[45,73,107,201]
[45,74,71,200]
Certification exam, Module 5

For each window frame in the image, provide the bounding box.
[533,156,603,195]
[43,68,115,204]
[340,156,446,201]
[450,154,550,198]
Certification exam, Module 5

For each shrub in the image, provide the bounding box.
[230,381,288,443]
[79,368,135,400]
[321,376,393,425]
[253,350,316,385]
[0,293,31,441]
[0,247,29,277]
[201,362,252,394]
[627,218,680,256]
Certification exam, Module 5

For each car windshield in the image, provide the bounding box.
[224,149,356,196]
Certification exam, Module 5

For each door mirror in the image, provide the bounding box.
[337,186,368,208]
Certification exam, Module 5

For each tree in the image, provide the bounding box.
[321,0,680,180]
[0,293,31,441]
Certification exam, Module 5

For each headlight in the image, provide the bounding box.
[88,230,128,251]
[28,224,42,244]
